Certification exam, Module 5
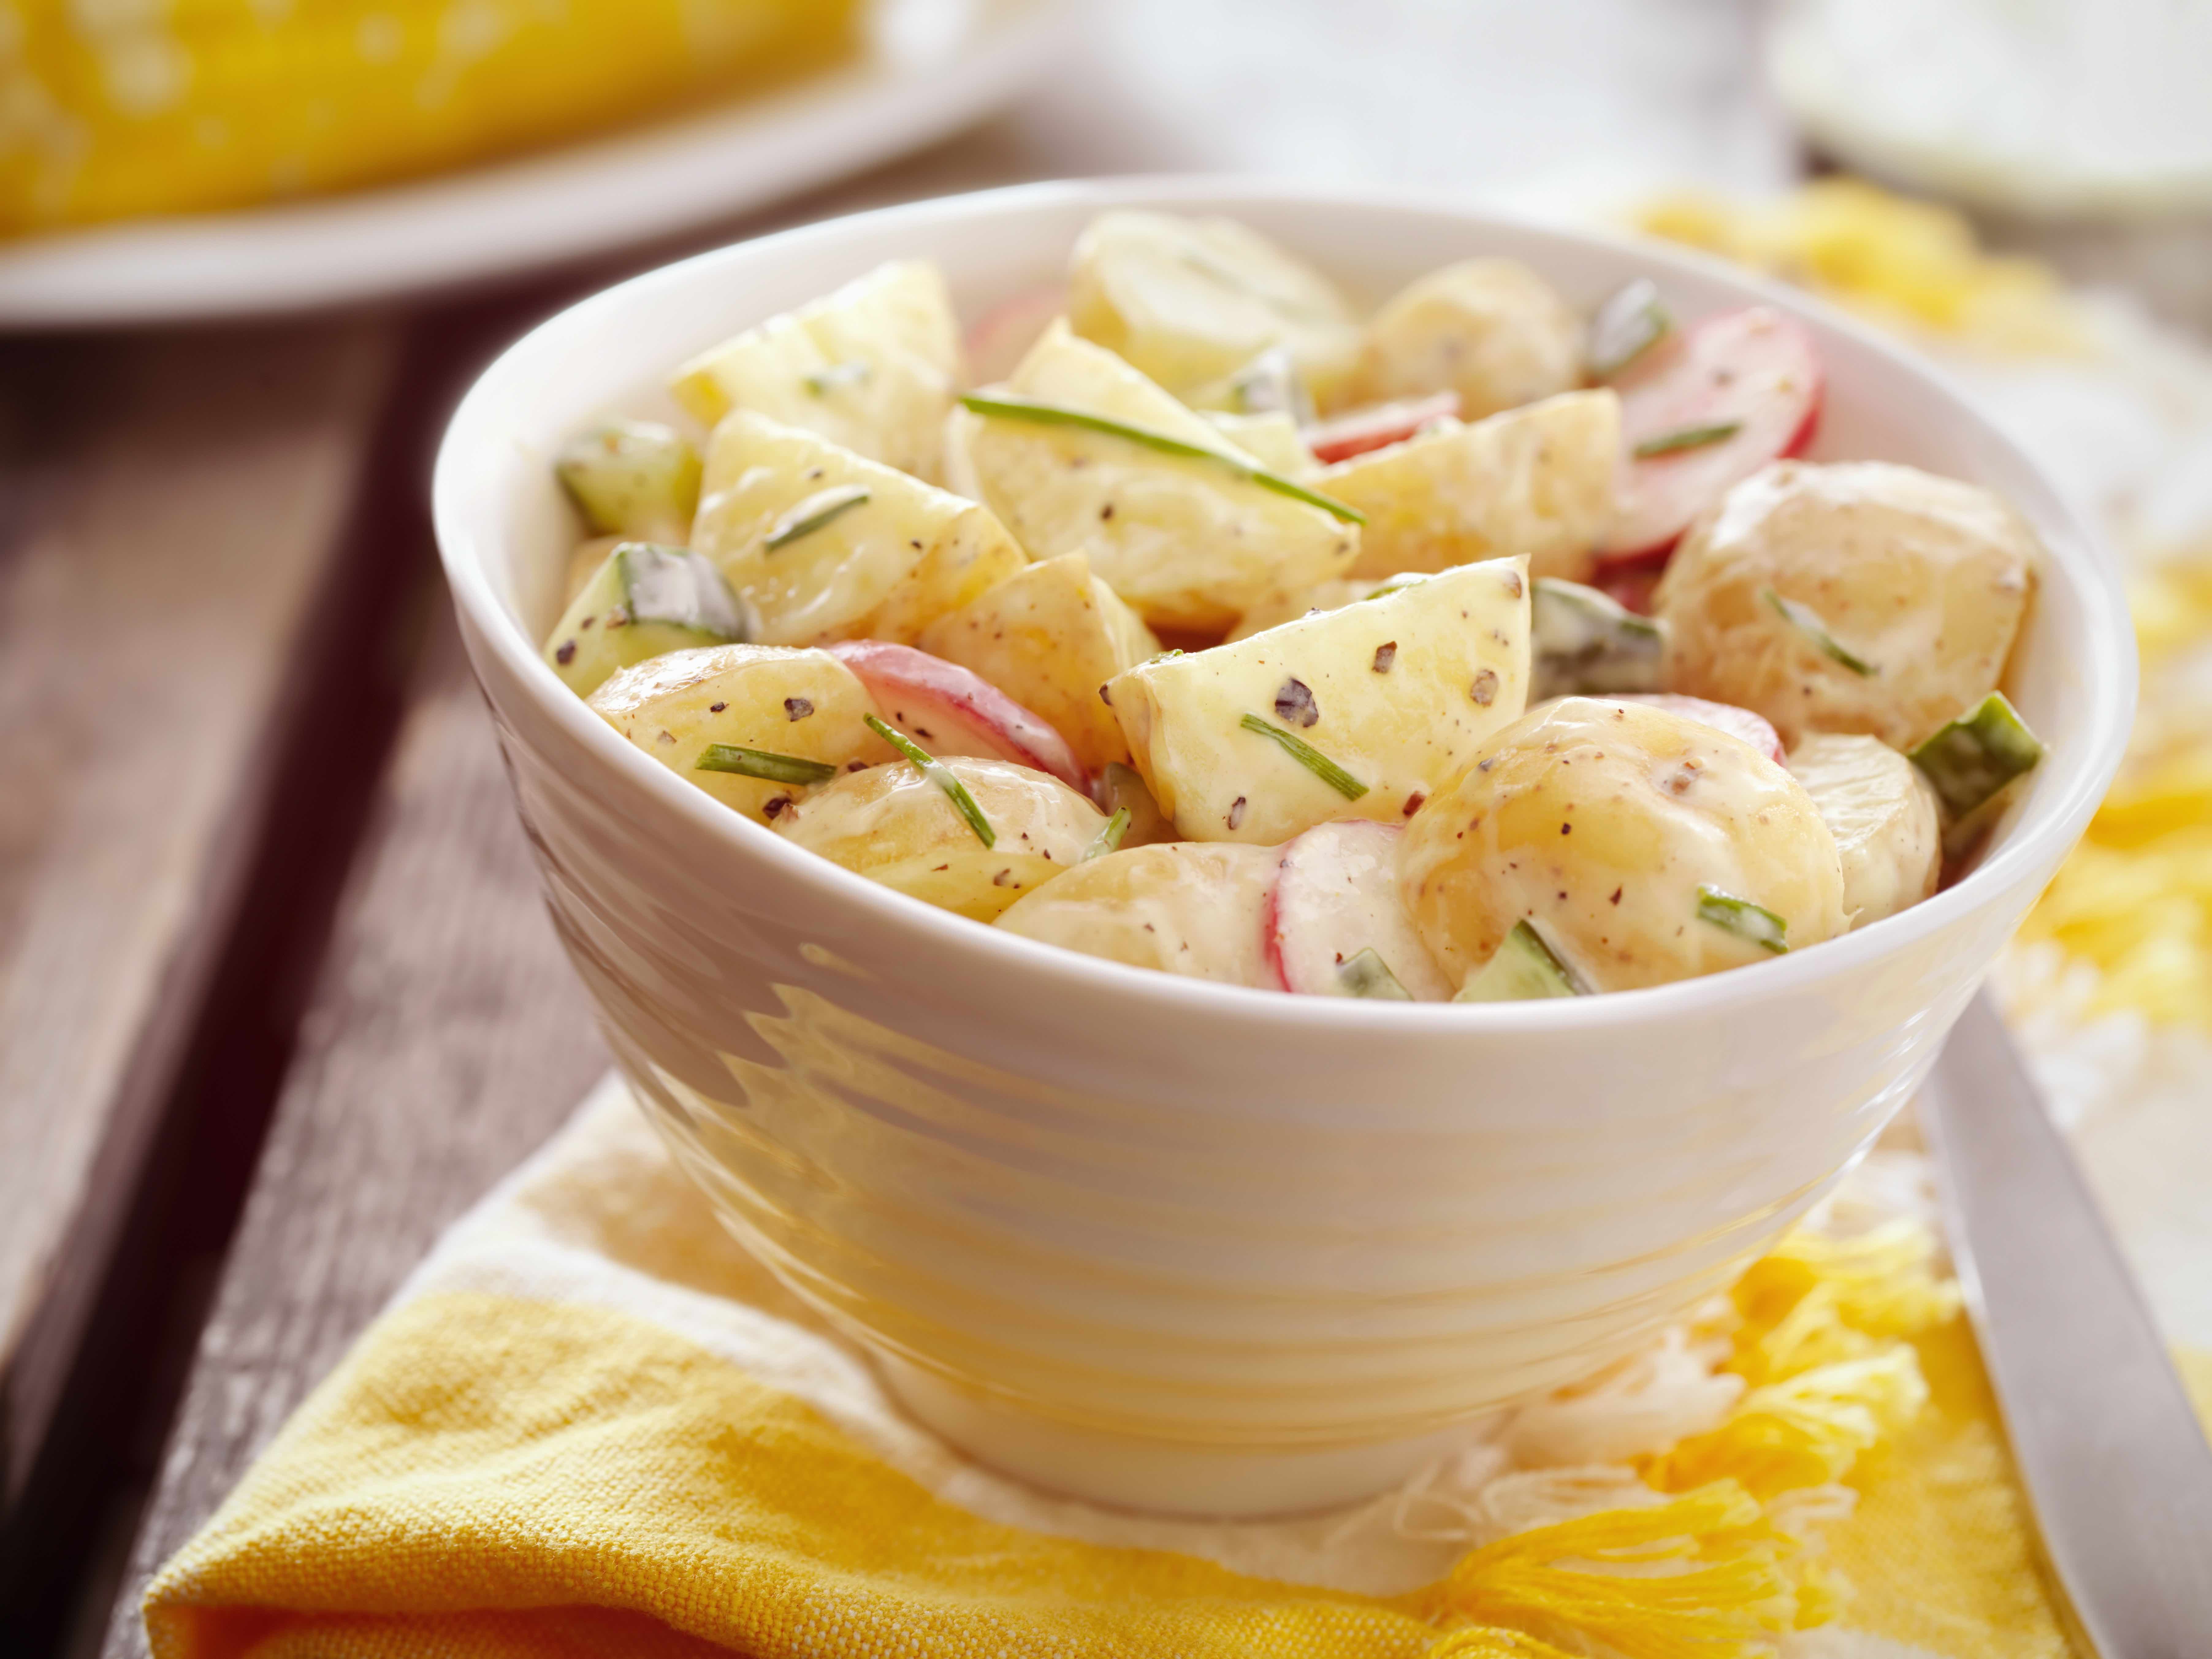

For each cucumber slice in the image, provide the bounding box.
[1589,277,1672,380]
[1455,920,1585,1001]
[555,420,701,542]
[1531,576,1667,699]
[1908,691,2043,818]
[542,542,748,697]
[1337,947,1413,1000]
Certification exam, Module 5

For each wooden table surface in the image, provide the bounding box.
[0,2,2170,1652]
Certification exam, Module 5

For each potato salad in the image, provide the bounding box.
[540,214,2048,1002]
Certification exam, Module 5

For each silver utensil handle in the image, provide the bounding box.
[1926,989,2212,1659]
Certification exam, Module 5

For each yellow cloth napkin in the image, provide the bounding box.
[141,1076,2212,1659]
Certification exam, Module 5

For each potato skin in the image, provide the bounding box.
[1349,259,1584,420]
[1325,390,1618,583]
[775,755,1105,921]
[1786,733,1941,929]
[1399,697,1846,991]
[993,842,1283,986]
[1654,460,2036,750]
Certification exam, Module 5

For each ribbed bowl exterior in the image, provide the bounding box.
[437,180,2133,1491]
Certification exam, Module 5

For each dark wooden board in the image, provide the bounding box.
[95,613,610,1658]
[0,321,397,1514]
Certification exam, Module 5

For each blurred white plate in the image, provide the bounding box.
[0,0,1072,328]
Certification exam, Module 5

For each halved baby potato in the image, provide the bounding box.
[917,552,1161,776]
[588,644,889,823]
[1325,390,1619,582]
[1066,210,1361,409]
[776,755,1106,921]
[1224,576,1388,645]
[691,412,1025,647]
[1399,697,1846,993]
[1654,460,2037,750]
[669,259,961,482]
[994,841,1285,987]
[961,321,1360,632]
[1786,733,1942,929]
[1107,556,1531,845]
[1349,257,1584,420]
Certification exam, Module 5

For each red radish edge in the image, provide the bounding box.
[1267,819,1447,998]
[1260,870,1294,993]
[1612,692,1783,762]
[1597,307,1825,567]
[963,282,1065,386]
[826,640,1089,792]
[1305,392,1461,465]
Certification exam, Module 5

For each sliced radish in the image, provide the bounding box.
[963,282,1066,385]
[1265,819,1455,1000]
[826,641,1088,791]
[1305,391,1461,465]
[1612,693,1783,762]
[1598,307,1823,561]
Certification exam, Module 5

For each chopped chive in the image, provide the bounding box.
[1238,713,1367,800]
[1632,421,1741,458]
[1338,947,1412,1000]
[1455,919,1586,1001]
[1082,807,1132,861]
[1909,691,2043,817]
[865,715,996,848]
[1696,884,1789,954]
[765,485,871,552]
[1589,277,1672,380]
[958,392,1366,524]
[1764,587,1877,676]
[803,359,872,396]
[1363,573,1430,603]
[695,745,839,786]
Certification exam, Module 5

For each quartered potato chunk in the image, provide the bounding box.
[588,644,889,824]
[917,552,1161,776]
[1400,698,1846,993]
[1786,733,1942,928]
[776,755,1105,921]
[692,412,1025,647]
[1066,210,1361,409]
[1324,390,1618,582]
[1349,258,1584,420]
[994,841,1285,987]
[961,321,1360,632]
[1654,460,2037,750]
[669,260,961,482]
[1107,557,1531,845]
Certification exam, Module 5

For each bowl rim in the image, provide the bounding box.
[434,173,2138,1036]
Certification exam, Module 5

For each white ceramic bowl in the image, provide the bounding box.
[434,178,2134,1518]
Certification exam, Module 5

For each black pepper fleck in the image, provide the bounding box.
[555,640,576,665]
[1470,669,1499,706]
[1402,791,1425,818]
[1610,887,1623,905]
[784,697,814,721]
[764,796,791,819]
[1372,641,1397,673]
[1226,795,1246,830]
[1274,677,1319,727]
[709,701,727,713]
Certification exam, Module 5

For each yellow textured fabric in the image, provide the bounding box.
[1,0,859,234]
[140,1084,2212,1659]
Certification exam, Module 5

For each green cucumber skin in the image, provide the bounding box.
[556,420,701,541]
[1337,947,1413,1000]
[1532,577,1666,699]
[1455,920,1581,1001]
[1909,691,2044,818]
[542,542,741,698]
